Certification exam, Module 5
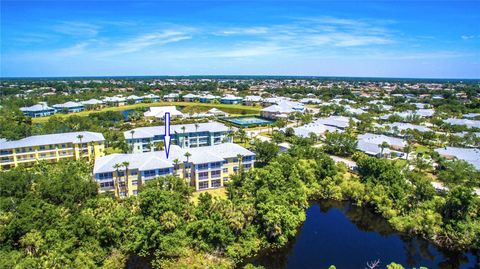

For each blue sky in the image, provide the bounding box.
[1,0,479,78]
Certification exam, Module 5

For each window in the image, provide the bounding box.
[211,179,221,188]
[132,180,138,185]
[120,182,126,187]
[211,162,222,169]
[158,168,171,175]
[99,181,114,188]
[198,181,209,190]
[223,177,229,182]
[243,164,252,170]
[198,163,208,170]
[120,192,126,197]
[211,170,221,178]
[232,158,238,163]
[233,166,239,173]
[133,190,139,195]
[131,170,138,175]
[143,170,156,177]
[117,171,125,177]
[223,168,228,173]
[243,156,253,162]
[39,145,46,150]
[198,172,209,180]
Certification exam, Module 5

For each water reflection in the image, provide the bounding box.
[248,200,479,269]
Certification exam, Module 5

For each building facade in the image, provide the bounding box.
[124,122,232,153]
[53,101,85,113]
[0,131,105,171]
[93,143,255,197]
[20,103,56,117]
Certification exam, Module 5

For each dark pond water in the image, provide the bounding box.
[249,200,479,269]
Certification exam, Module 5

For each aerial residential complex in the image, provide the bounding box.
[124,122,232,153]
[93,143,255,196]
[0,131,105,170]
[19,102,56,117]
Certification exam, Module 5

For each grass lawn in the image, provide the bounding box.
[32,101,262,123]
[415,144,430,154]
[104,147,124,154]
[393,158,408,168]
[257,131,272,137]
[190,187,227,204]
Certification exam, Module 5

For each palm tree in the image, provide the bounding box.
[237,128,247,143]
[173,158,180,175]
[129,130,135,152]
[404,142,413,165]
[237,153,243,174]
[184,151,191,163]
[227,128,235,143]
[380,141,389,157]
[184,152,192,181]
[154,141,164,151]
[113,163,122,197]
[122,161,130,196]
[194,123,200,146]
[181,126,187,147]
[76,134,84,159]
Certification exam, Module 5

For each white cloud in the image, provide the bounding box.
[52,22,100,37]
[461,35,476,40]
[100,30,193,56]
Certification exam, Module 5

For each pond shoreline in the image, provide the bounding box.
[242,199,479,269]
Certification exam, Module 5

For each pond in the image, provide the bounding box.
[248,200,479,269]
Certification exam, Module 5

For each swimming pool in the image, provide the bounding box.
[224,116,274,127]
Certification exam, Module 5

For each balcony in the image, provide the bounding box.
[197,165,209,171]
[100,186,115,191]
[210,170,221,178]
[16,157,37,163]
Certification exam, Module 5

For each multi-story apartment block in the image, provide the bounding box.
[20,102,56,117]
[93,143,255,197]
[124,122,233,153]
[0,131,105,171]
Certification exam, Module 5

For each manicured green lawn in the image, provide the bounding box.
[32,101,262,123]
[191,187,227,204]
[104,147,125,154]
[415,144,430,153]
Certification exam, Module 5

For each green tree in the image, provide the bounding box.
[253,141,279,166]
[323,132,358,157]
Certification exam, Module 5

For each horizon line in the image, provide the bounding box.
[1,74,479,82]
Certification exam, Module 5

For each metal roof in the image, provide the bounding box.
[435,147,480,169]
[93,143,254,174]
[124,121,230,139]
[1,131,105,150]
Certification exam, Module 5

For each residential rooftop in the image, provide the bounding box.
[0,131,105,150]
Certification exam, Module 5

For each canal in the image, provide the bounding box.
[248,200,479,269]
